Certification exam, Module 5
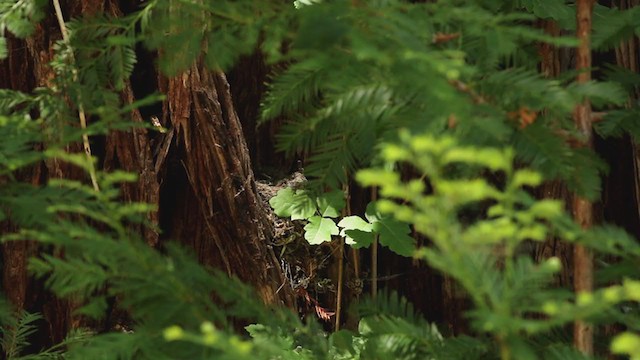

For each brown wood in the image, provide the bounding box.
[572,0,595,355]
[159,61,294,305]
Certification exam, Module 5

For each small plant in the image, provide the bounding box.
[270,188,414,256]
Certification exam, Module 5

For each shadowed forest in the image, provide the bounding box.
[1,0,640,359]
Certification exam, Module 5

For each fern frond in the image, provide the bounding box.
[0,0,48,58]
[432,336,490,360]
[66,14,137,94]
[275,115,334,156]
[592,6,640,51]
[358,307,443,360]
[260,59,328,123]
[516,0,575,29]
[0,115,45,175]
[543,344,593,360]
[595,108,640,142]
[358,291,418,321]
[580,225,640,259]
[478,68,574,114]
[566,80,627,108]
[0,311,42,360]
[304,135,358,189]
[603,64,640,92]
[513,123,606,200]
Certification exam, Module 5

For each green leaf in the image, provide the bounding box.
[512,169,542,188]
[372,219,415,257]
[339,215,375,247]
[365,201,383,223]
[269,188,316,220]
[338,215,373,233]
[329,330,357,358]
[611,332,640,359]
[344,229,374,248]
[316,189,346,218]
[304,216,339,245]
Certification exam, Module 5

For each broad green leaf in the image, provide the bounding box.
[304,216,339,245]
[338,215,374,247]
[343,229,374,248]
[269,188,316,220]
[364,201,382,223]
[338,216,373,233]
[372,219,415,257]
[316,189,346,218]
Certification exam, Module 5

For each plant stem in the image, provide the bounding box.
[371,187,378,299]
[52,0,100,192]
[335,238,344,330]
[498,335,511,360]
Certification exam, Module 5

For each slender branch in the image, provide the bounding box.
[346,180,361,299]
[52,0,100,192]
[335,239,344,331]
[335,176,350,330]
[371,187,378,299]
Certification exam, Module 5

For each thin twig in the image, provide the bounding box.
[53,0,100,192]
[335,176,349,331]
[371,187,378,299]
[335,239,344,330]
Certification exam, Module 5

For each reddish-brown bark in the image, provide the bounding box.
[573,0,596,355]
[0,0,293,345]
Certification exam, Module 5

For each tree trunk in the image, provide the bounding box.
[573,0,595,354]
[0,0,293,346]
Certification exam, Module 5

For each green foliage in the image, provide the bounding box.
[611,332,640,360]
[1,311,41,359]
[0,0,47,59]
[2,0,640,359]
[270,188,415,255]
[592,5,640,51]
[357,134,640,358]
[254,0,636,198]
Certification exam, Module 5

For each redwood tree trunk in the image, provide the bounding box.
[0,0,293,345]
[573,0,595,354]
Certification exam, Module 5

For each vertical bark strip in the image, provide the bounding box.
[573,0,595,354]
[161,62,294,306]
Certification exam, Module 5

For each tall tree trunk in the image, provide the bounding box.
[535,20,575,288]
[156,61,293,305]
[573,0,595,354]
[0,0,293,345]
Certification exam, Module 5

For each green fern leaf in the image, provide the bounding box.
[260,59,327,122]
